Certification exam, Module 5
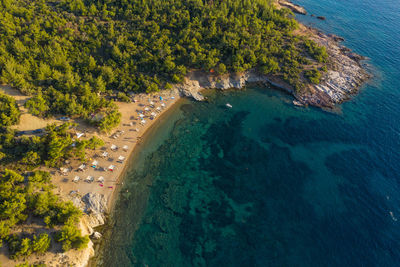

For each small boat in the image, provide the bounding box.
[226,103,232,108]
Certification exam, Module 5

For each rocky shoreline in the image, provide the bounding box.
[174,30,370,109]
[174,0,371,109]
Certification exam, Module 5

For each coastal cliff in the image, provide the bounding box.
[174,28,370,108]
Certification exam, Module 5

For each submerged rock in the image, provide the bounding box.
[92,231,102,240]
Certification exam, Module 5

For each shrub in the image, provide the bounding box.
[31,233,50,254]
[0,93,20,127]
[117,92,131,102]
[7,235,32,259]
[304,68,322,84]
[56,221,89,251]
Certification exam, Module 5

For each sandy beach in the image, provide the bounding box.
[50,90,181,212]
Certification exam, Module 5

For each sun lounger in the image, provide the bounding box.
[108,165,115,171]
[78,164,86,171]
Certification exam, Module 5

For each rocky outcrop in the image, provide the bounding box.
[297,26,371,107]
[279,0,307,15]
[174,26,370,109]
[173,71,294,102]
[80,193,108,230]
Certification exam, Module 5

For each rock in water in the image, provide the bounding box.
[317,16,326,20]
[279,0,307,15]
[92,231,102,240]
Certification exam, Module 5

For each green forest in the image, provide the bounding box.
[0,0,327,125]
[0,0,329,261]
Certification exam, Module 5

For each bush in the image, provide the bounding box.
[56,221,89,251]
[31,233,50,254]
[7,235,32,259]
[24,93,49,117]
[117,92,131,102]
[0,93,20,127]
[98,108,122,133]
[304,40,328,63]
[304,68,322,84]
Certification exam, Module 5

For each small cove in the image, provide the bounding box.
[98,0,400,266]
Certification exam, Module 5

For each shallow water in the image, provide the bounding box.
[99,0,400,266]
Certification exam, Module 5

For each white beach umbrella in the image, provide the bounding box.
[144,107,149,111]
[139,114,144,118]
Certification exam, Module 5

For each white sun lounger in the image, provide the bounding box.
[78,164,86,171]
[108,165,115,171]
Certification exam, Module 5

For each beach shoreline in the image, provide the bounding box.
[106,97,185,213]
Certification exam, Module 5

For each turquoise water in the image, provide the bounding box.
[99,0,400,266]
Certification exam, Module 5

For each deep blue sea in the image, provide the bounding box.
[99,0,400,266]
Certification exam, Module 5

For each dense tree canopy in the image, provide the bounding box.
[0,0,327,124]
